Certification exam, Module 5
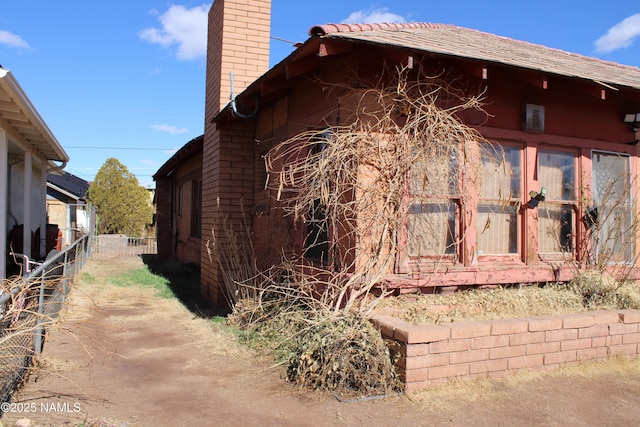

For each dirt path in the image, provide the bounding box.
[3,257,640,426]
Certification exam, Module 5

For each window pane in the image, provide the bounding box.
[408,202,456,256]
[478,145,520,255]
[539,151,575,201]
[591,151,632,262]
[305,200,328,260]
[539,204,573,253]
[477,203,518,254]
[480,146,520,200]
[592,152,630,205]
[538,151,575,255]
[410,147,459,196]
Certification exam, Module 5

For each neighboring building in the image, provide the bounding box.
[153,135,203,266]
[187,0,640,306]
[0,67,70,278]
[46,171,91,247]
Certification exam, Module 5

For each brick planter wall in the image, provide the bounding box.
[371,310,640,393]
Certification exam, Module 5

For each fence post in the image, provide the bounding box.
[62,250,69,299]
[34,269,46,355]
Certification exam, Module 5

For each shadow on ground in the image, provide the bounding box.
[140,254,230,318]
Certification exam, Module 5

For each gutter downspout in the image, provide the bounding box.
[47,160,67,174]
[229,72,258,119]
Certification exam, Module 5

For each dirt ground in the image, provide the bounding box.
[3,256,640,427]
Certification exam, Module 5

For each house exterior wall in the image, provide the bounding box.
[155,175,172,260]
[201,122,256,305]
[242,46,640,294]
[393,58,640,291]
[174,154,202,266]
[6,154,48,261]
[0,68,68,279]
[155,151,202,266]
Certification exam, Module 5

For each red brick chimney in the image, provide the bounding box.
[201,0,271,306]
[206,0,272,115]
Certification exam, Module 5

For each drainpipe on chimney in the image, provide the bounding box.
[229,72,258,119]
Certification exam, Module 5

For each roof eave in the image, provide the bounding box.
[0,68,70,163]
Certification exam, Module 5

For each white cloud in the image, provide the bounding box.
[138,4,209,60]
[594,13,640,53]
[342,7,406,24]
[150,124,189,134]
[0,30,30,49]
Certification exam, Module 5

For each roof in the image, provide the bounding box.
[308,23,640,91]
[153,134,203,180]
[0,68,69,163]
[47,171,90,202]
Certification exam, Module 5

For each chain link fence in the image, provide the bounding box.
[0,232,93,407]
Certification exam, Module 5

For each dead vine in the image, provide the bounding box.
[210,63,496,396]
[263,62,492,314]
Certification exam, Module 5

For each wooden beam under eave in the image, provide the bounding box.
[0,110,29,122]
[258,79,292,101]
[455,62,489,82]
[569,79,618,100]
[383,50,414,69]
[317,40,353,58]
[0,100,21,112]
[285,55,326,80]
[515,71,549,89]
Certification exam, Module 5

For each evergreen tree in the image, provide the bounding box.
[87,158,153,235]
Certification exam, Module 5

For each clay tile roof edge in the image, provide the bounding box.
[308,22,451,36]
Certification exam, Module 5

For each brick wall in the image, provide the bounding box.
[206,0,271,114]
[201,0,271,305]
[154,176,172,259]
[201,121,257,305]
[371,310,640,393]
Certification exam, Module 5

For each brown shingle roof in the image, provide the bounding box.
[309,23,640,90]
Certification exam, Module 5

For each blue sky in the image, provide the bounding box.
[1,1,640,188]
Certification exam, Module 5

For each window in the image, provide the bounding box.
[305,199,328,260]
[477,145,520,255]
[177,184,183,217]
[191,180,202,237]
[538,150,576,254]
[407,146,459,257]
[304,130,330,261]
[591,151,632,263]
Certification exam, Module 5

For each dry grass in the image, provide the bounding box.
[228,279,401,398]
[376,272,640,325]
[228,270,640,399]
[409,356,640,411]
